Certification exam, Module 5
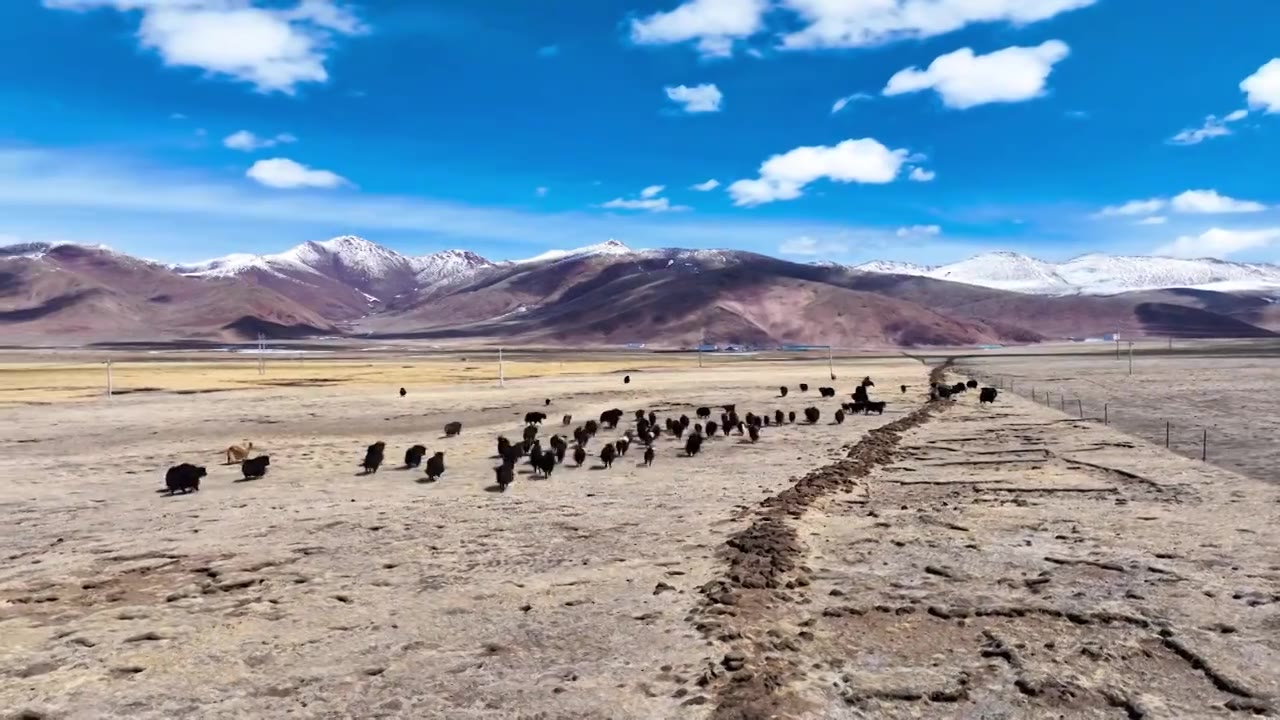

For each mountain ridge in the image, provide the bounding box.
[3,237,1277,345]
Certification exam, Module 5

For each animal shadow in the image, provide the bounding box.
[483,484,506,493]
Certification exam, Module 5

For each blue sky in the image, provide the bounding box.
[1,0,1279,265]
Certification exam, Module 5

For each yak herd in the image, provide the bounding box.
[162,373,999,496]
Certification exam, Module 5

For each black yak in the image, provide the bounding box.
[615,438,630,456]
[573,444,587,467]
[545,398,552,406]
[363,442,386,474]
[524,411,546,425]
[494,463,514,492]
[404,444,427,468]
[696,407,711,419]
[647,411,657,426]
[834,409,845,425]
[679,414,691,429]
[643,446,655,466]
[562,414,573,426]
[165,463,205,494]
[549,434,568,463]
[779,386,788,397]
[952,382,966,394]
[747,424,759,443]
[502,443,522,467]
[900,384,908,394]
[861,376,875,388]
[600,443,616,468]
[241,455,270,479]
[583,420,599,436]
[853,386,869,402]
[980,387,998,404]
[685,432,704,457]
[444,421,463,437]
[966,379,978,389]
[600,409,624,429]
[399,387,407,398]
[799,383,809,392]
[623,375,631,384]
[804,407,820,424]
[722,404,736,413]
[819,387,836,398]
[864,401,886,415]
[573,427,590,447]
[775,409,785,425]
[496,436,511,457]
[523,425,539,443]
[694,422,703,435]
[635,409,646,422]
[705,420,718,437]
[850,400,867,414]
[535,452,556,478]
[425,452,446,482]
[789,410,797,423]
[744,412,757,427]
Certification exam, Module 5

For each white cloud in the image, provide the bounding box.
[1135,216,1167,225]
[0,146,961,260]
[1097,198,1165,217]
[1169,189,1265,214]
[535,186,549,197]
[728,138,911,206]
[537,45,559,58]
[1169,110,1249,146]
[778,236,847,256]
[600,185,689,212]
[883,40,1070,109]
[690,178,720,191]
[43,0,367,94]
[629,0,1094,55]
[665,83,723,113]
[895,224,941,238]
[1155,227,1280,259]
[223,130,298,152]
[1096,190,1266,218]
[169,112,187,120]
[246,158,348,189]
[1241,58,1280,113]
[630,0,769,58]
[778,0,1095,50]
[830,92,872,114]
[908,167,936,182]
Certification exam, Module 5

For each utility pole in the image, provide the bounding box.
[827,345,835,380]
[498,347,505,388]
[105,360,113,400]
[257,333,266,376]
[1114,331,1120,360]
[1128,341,1134,376]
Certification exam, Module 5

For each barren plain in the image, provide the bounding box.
[1,354,1277,719]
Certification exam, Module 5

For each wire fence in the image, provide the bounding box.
[960,369,1221,464]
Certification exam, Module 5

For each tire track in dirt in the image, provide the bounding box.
[687,361,955,719]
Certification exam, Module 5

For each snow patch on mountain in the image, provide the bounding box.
[853,251,1280,295]
[518,239,634,264]
[411,249,494,286]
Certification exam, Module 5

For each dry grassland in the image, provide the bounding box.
[1,355,1276,719]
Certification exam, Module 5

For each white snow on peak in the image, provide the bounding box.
[410,249,494,285]
[850,259,931,275]
[852,251,1280,295]
[280,235,411,281]
[519,239,634,264]
[173,251,319,279]
[927,252,1076,294]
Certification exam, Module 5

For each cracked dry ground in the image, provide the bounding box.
[694,375,1280,719]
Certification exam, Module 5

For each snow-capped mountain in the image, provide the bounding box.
[518,239,634,264]
[411,249,493,286]
[176,236,494,300]
[853,251,1280,296]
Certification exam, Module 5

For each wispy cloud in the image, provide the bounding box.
[1169,109,1248,146]
[600,184,689,212]
[690,178,720,191]
[1,147,947,260]
[224,130,298,152]
[830,92,872,114]
[1097,190,1267,218]
[537,44,559,58]
[1155,227,1280,259]
[664,83,723,113]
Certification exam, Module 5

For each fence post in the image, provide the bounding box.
[1060,395,1065,411]
[1077,399,1083,418]
[1103,403,1108,425]
[1165,421,1170,449]
[1202,429,1208,461]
